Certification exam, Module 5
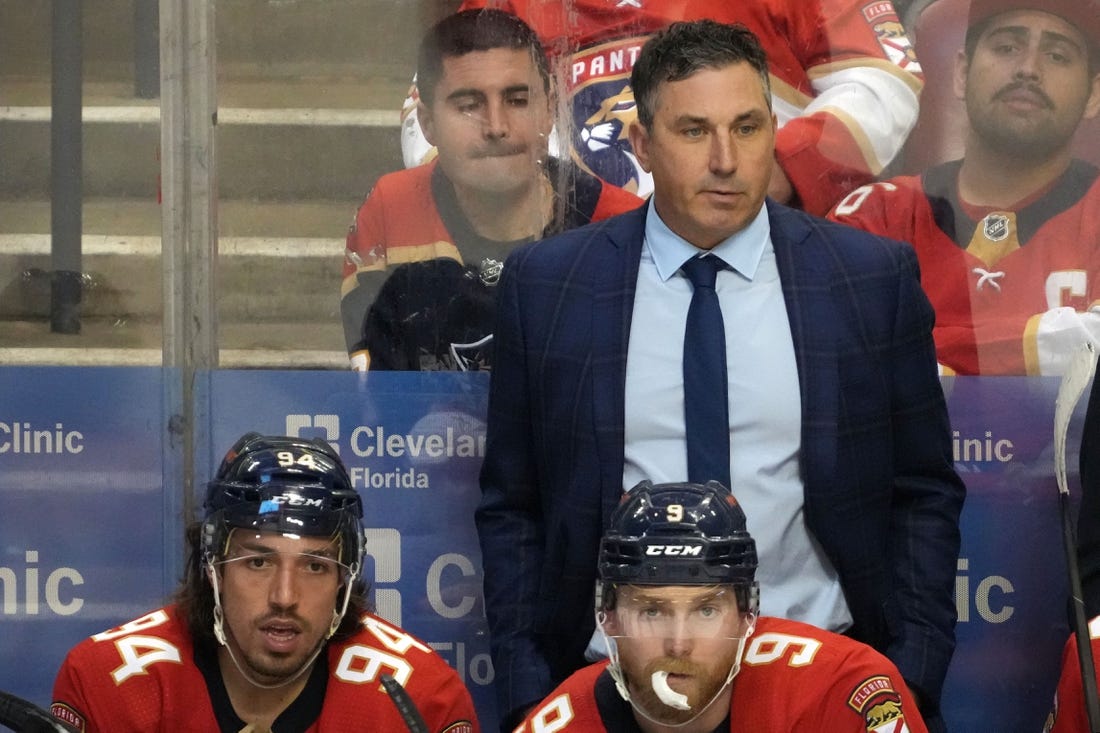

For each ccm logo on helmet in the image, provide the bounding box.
[268,495,324,508]
[645,545,702,556]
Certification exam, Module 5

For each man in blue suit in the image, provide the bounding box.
[476,19,965,733]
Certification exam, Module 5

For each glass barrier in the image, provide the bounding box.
[2,2,1100,732]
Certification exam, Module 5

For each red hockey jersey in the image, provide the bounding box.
[51,605,479,733]
[410,0,923,214]
[1044,619,1100,733]
[829,160,1100,375]
[340,159,641,363]
[514,616,927,733]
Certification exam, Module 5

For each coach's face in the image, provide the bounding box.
[419,47,553,196]
[629,62,776,250]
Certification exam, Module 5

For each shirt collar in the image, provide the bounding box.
[643,197,771,281]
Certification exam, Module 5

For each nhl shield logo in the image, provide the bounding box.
[478,257,504,287]
[982,213,1011,242]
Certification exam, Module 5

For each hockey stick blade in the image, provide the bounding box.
[1057,343,1098,496]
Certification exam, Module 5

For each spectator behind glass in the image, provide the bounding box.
[50,433,479,733]
[400,0,923,215]
[340,9,642,371]
[515,481,929,733]
[477,18,963,733]
[829,0,1100,375]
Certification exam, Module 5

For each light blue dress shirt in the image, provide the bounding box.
[622,197,853,632]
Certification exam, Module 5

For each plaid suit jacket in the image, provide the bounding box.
[476,200,964,727]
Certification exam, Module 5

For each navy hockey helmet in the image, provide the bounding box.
[600,481,758,612]
[201,432,365,571]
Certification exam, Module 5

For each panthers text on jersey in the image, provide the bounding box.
[514,616,926,732]
[828,159,1100,376]
[50,604,479,733]
[340,158,641,366]
[402,0,921,214]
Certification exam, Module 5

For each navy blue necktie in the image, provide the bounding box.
[681,255,731,490]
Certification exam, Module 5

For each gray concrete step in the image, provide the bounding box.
[0,0,464,365]
[0,0,459,81]
[0,319,348,369]
[1,77,406,200]
[0,198,352,365]
[0,231,344,322]
[0,198,352,321]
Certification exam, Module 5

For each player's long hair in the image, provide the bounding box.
[173,522,370,644]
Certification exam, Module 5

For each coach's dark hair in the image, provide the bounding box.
[417,8,550,108]
[631,19,772,130]
[173,522,370,645]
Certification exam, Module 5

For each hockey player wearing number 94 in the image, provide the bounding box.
[49,432,479,733]
[514,481,927,733]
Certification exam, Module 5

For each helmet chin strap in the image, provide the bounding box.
[598,612,755,729]
[206,560,354,691]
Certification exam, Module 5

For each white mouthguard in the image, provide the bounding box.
[651,670,691,710]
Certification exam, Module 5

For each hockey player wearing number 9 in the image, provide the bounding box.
[49,432,479,733]
[514,481,927,733]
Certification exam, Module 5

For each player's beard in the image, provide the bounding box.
[241,637,326,685]
[227,614,328,687]
[622,650,740,725]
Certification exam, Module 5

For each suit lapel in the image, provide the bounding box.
[768,201,839,482]
[590,205,646,521]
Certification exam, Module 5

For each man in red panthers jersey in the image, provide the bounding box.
[401,0,922,215]
[515,480,928,733]
[341,9,641,370]
[829,0,1100,376]
[50,433,478,733]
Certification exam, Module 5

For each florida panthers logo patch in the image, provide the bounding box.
[568,36,651,197]
[862,2,921,73]
[847,675,911,732]
[441,723,475,733]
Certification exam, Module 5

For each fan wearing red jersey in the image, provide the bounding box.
[514,481,928,733]
[341,9,642,370]
[50,433,478,733]
[401,0,922,215]
[829,0,1100,376]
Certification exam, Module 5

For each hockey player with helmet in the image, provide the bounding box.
[401,0,923,215]
[50,433,478,733]
[514,480,927,733]
[829,0,1100,376]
